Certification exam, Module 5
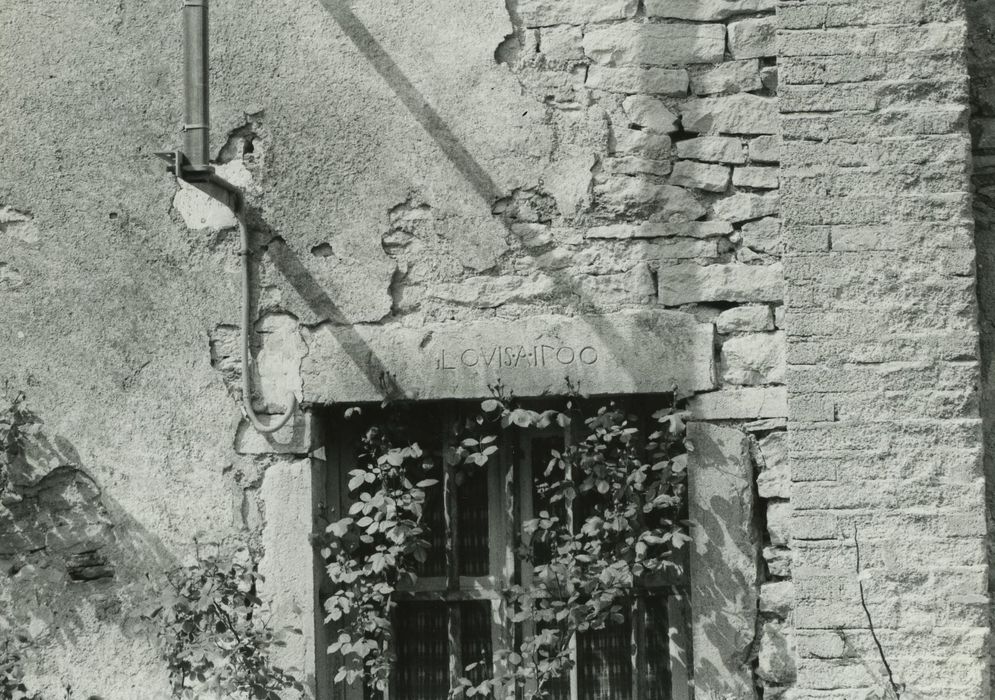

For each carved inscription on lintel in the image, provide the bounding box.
[435,344,599,371]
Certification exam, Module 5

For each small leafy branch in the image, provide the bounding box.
[0,393,31,496]
[0,638,41,700]
[321,424,437,690]
[322,389,691,699]
[145,548,304,700]
[461,398,690,699]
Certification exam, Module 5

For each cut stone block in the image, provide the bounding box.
[734,166,779,189]
[712,192,780,223]
[583,23,725,66]
[647,0,775,21]
[716,305,774,333]
[687,423,760,699]
[749,135,781,163]
[681,94,779,135]
[658,262,785,305]
[587,65,689,95]
[690,60,762,95]
[623,95,680,133]
[676,136,747,164]
[519,0,638,26]
[302,311,716,402]
[728,16,778,60]
[740,217,783,254]
[586,220,732,240]
[670,161,731,192]
[688,387,788,419]
[756,431,789,499]
[613,129,672,159]
[595,178,706,220]
[721,331,787,385]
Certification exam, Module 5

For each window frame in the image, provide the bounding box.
[322,399,693,700]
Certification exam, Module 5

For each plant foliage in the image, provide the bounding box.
[322,391,690,699]
[146,550,304,700]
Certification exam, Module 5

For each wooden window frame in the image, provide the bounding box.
[323,400,692,700]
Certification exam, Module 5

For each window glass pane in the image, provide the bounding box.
[458,467,490,576]
[394,603,449,700]
[578,613,632,700]
[460,601,493,686]
[644,596,671,700]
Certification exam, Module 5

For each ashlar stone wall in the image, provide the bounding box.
[780,0,990,697]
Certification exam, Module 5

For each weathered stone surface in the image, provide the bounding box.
[604,156,671,177]
[756,431,789,499]
[690,60,763,95]
[764,546,791,578]
[713,192,780,223]
[759,581,794,619]
[647,0,775,20]
[622,95,679,134]
[766,501,792,546]
[595,178,706,220]
[681,94,780,135]
[721,331,786,385]
[728,16,778,60]
[587,220,732,240]
[670,161,731,192]
[519,0,638,26]
[429,274,556,308]
[689,387,788,419]
[540,26,584,63]
[716,305,774,333]
[739,217,783,254]
[757,621,797,685]
[234,410,315,456]
[259,458,318,692]
[578,263,656,304]
[583,23,726,67]
[302,311,716,402]
[687,423,759,700]
[614,129,672,159]
[587,66,689,95]
[676,136,747,164]
[658,262,785,304]
[750,135,781,163]
[173,160,251,230]
[734,166,779,189]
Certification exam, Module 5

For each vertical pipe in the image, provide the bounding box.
[183,0,210,171]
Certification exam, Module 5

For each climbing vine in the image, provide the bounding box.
[321,390,690,698]
[145,548,304,700]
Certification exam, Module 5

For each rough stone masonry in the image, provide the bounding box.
[0,0,992,697]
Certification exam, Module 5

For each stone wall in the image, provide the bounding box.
[780,0,990,697]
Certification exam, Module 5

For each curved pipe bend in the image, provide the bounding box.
[236,205,298,434]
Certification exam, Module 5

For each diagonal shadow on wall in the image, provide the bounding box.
[241,0,714,407]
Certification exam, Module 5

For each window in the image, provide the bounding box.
[321,398,692,700]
